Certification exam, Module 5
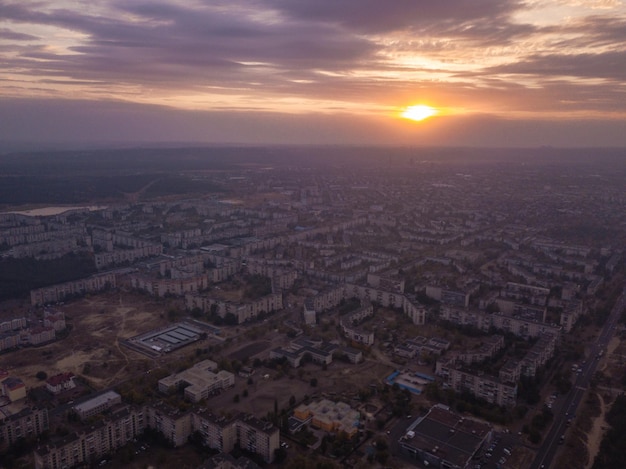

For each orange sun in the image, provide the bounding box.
[402,104,438,121]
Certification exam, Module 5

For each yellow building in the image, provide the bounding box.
[1,376,26,402]
[294,399,359,438]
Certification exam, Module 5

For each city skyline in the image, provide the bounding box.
[1,0,626,148]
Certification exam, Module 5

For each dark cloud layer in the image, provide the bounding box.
[0,0,625,146]
[266,0,523,33]
[0,27,38,41]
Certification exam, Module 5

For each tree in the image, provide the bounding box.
[375,450,389,464]
[274,447,287,463]
[167,309,179,321]
[36,371,48,381]
[232,360,243,373]
[310,377,318,387]
[224,312,238,325]
[529,429,542,444]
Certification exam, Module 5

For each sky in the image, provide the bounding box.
[1,0,626,148]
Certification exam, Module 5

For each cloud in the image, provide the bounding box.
[0,0,625,145]
[0,1,378,95]
[0,27,39,41]
[265,0,524,33]
[488,49,626,81]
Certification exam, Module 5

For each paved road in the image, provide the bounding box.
[531,286,626,469]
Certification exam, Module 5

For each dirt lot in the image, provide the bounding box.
[197,349,395,419]
[0,291,184,392]
[1,290,399,425]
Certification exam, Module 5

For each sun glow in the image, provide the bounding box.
[402,104,438,121]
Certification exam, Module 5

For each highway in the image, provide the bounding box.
[531,286,626,469]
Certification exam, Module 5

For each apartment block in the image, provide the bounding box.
[94,244,162,269]
[0,332,20,352]
[366,273,405,293]
[28,326,56,345]
[34,405,145,469]
[130,273,209,297]
[192,411,237,453]
[235,414,280,463]
[30,272,117,306]
[0,317,27,332]
[190,410,279,463]
[455,335,504,364]
[519,333,558,377]
[303,299,316,326]
[560,300,584,333]
[145,403,193,447]
[186,293,283,324]
[0,407,49,448]
[435,357,517,407]
[43,309,66,332]
[425,286,470,308]
[440,306,561,339]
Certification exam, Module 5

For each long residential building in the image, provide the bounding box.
[92,229,163,269]
[455,335,505,365]
[185,293,283,324]
[440,306,561,339]
[435,358,518,407]
[94,244,162,269]
[192,410,280,463]
[129,273,209,297]
[34,400,280,469]
[301,283,426,326]
[30,272,117,306]
[339,302,375,346]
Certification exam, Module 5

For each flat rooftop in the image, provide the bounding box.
[402,405,491,468]
[73,390,121,414]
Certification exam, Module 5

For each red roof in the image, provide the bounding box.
[47,372,75,386]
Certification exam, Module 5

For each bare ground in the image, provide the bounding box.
[585,392,607,469]
[0,291,175,392]
[2,289,399,422]
[583,334,623,468]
